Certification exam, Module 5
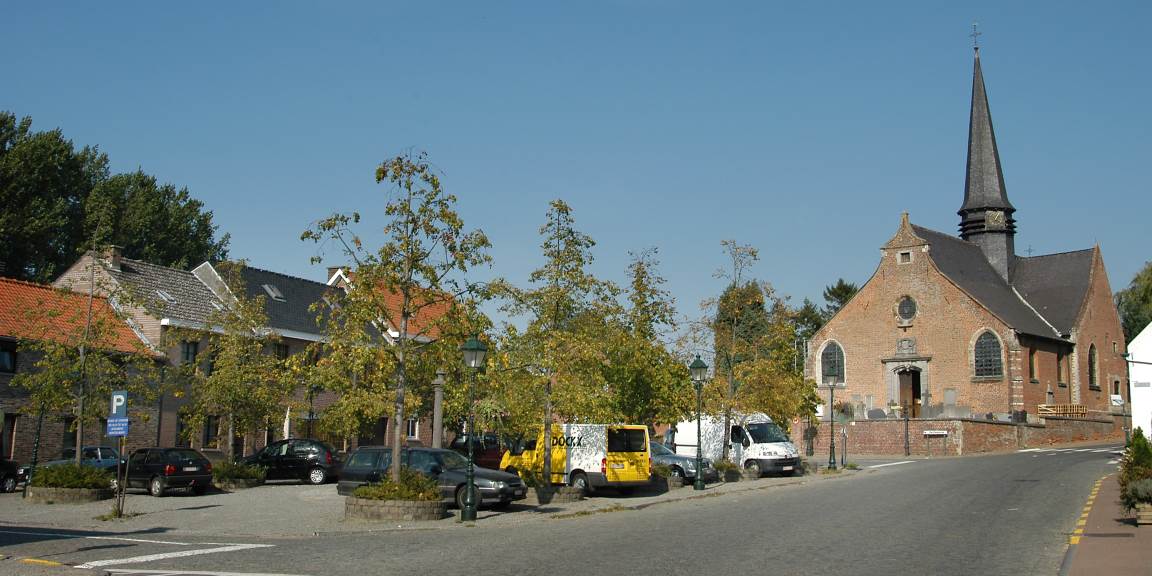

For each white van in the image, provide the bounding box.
[671,412,799,476]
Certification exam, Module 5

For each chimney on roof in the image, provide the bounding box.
[104,245,123,271]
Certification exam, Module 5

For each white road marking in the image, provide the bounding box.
[868,461,915,469]
[1018,448,1042,453]
[107,570,308,576]
[77,544,274,569]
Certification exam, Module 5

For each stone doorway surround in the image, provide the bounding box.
[882,355,932,417]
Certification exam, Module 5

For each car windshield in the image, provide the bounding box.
[745,422,790,444]
[650,442,673,456]
[437,450,469,470]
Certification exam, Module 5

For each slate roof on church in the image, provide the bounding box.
[109,258,225,326]
[238,266,333,336]
[912,225,1063,340]
[1012,249,1095,336]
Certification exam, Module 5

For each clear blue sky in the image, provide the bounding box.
[6,2,1150,331]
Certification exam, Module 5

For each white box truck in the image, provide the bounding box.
[671,412,799,476]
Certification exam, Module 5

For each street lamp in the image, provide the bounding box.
[689,355,709,491]
[825,375,837,471]
[460,335,487,522]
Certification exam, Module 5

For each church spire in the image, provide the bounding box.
[958,44,1016,280]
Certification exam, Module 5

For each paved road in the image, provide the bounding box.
[0,445,1123,576]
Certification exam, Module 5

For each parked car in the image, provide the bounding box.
[17,446,122,481]
[1,457,20,493]
[650,441,718,482]
[448,433,506,470]
[337,446,527,509]
[123,447,213,497]
[241,438,341,485]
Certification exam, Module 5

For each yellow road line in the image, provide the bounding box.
[21,558,64,566]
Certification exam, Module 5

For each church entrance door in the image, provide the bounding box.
[898,369,922,418]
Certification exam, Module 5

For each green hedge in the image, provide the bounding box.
[30,463,112,489]
[1120,427,1152,512]
[352,467,440,502]
[213,461,266,482]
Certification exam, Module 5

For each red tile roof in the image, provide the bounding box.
[329,270,453,340]
[0,277,148,354]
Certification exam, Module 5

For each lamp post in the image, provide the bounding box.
[825,375,837,471]
[689,355,709,491]
[460,335,487,522]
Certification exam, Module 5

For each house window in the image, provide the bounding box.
[274,343,290,360]
[203,415,220,449]
[62,416,77,452]
[1028,348,1038,382]
[1088,344,1099,390]
[820,342,845,385]
[0,340,15,373]
[898,251,912,264]
[974,331,1003,378]
[406,418,419,440]
[181,341,199,364]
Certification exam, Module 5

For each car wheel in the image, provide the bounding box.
[149,476,166,497]
[744,461,761,477]
[449,483,467,511]
[570,472,590,496]
[306,467,327,485]
[669,466,684,478]
[1,475,15,493]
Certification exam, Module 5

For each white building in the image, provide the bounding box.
[1129,325,1152,438]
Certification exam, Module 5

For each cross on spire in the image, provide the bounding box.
[971,22,982,50]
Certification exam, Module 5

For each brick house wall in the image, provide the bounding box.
[1068,249,1128,412]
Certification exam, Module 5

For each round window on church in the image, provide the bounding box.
[898,296,917,321]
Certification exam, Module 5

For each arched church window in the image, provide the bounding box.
[1088,344,1098,389]
[821,342,845,384]
[974,331,1002,378]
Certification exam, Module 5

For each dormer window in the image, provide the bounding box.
[155,289,176,304]
[262,284,286,302]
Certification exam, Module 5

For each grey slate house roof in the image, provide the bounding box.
[110,257,226,327]
[238,266,332,339]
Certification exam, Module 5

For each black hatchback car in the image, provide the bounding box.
[124,448,213,497]
[337,446,526,509]
[242,438,341,485]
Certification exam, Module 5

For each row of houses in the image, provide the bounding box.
[1,248,443,464]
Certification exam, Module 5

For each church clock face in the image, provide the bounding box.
[986,210,1006,230]
[898,296,917,321]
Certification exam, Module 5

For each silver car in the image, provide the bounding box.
[650,441,717,482]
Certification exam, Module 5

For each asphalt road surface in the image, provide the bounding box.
[0,445,1122,576]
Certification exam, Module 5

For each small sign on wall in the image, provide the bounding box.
[1111,394,1125,406]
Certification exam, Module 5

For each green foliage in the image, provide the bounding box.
[1122,478,1152,511]
[351,467,440,501]
[1119,427,1152,512]
[0,111,227,282]
[212,461,266,482]
[712,459,739,473]
[175,261,293,460]
[30,463,111,489]
[651,463,672,478]
[301,151,491,482]
[821,278,859,321]
[1116,261,1152,341]
[792,298,824,345]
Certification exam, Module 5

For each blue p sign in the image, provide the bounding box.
[111,390,128,418]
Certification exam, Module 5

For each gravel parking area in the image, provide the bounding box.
[0,471,854,538]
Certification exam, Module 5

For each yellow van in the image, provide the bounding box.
[500,424,651,495]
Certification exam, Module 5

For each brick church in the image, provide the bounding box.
[805,47,1128,433]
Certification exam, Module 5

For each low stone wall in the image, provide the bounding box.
[528,486,584,505]
[344,497,446,521]
[27,486,113,504]
[793,414,1127,457]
